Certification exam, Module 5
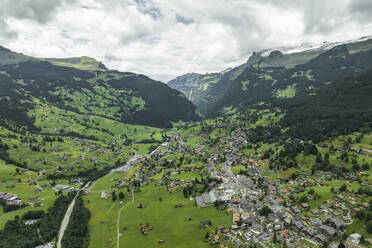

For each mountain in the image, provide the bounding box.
[212,37,372,114]
[168,36,372,118]
[281,68,372,140]
[0,45,107,71]
[0,46,199,130]
[168,63,248,115]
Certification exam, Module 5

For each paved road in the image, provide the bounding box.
[56,191,80,248]
[117,189,135,248]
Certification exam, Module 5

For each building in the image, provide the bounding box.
[195,190,217,208]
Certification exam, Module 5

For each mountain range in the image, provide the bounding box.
[168,36,372,116]
[0,45,199,131]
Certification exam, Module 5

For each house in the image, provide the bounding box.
[330,219,345,230]
[315,234,328,243]
[301,203,310,210]
[291,206,301,214]
[241,211,250,220]
[278,230,289,239]
[233,217,240,223]
[311,209,320,215]
[347,233,362,244]
[231,197,241,205]
[302,227,316,237]
[195,191,217,208]
[284,215,293,225]
[29,196,39,201]
[319,225,336,238]
[100,191,109,200]
[200,220,210,228]
[29,202,42,207]
[311,218,322,226]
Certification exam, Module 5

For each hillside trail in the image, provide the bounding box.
[116,189,135,248]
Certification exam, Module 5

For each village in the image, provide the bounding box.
[0,120,371,248]
[94,124,372,248]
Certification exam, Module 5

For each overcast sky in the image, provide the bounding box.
[1,0,372,82]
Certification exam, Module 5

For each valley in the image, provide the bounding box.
[0,36,372,248]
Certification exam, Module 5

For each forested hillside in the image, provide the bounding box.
[0,47,199,130]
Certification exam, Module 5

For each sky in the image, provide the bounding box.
[1,0,372,82]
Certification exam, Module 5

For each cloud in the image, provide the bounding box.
[0,0,74,23]
[348,0,372,22]
[0,0,372,82]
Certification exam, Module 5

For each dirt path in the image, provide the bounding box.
[116,189,135,248]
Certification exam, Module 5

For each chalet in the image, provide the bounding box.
[341,215,350,222]
[315,234,328,243]
[330,219,345,230]
[30,202,42,207]
[100,191,109,200]
[302,227,316,237]
[340,205,348,212]
[361,202,370,209]
[200,220,210,228]
[336,195,345,201]
[319,225,336,238]
[241,211,250,220]
[301,203,310,210]
[233,217,240,223]
[311,218,322,226]
[290,206,301,214]
[347,233,362,244]
[231,197,241,205]
[311,209,320,215]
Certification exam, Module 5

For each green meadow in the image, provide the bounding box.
[85,174,231,248]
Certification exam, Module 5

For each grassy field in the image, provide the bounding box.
[0,160,62,228]
[292,180,362,210]
[85,174,231,248]
[274,84,296,98]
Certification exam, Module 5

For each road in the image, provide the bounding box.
[116,189,135,248]
[54,141,165,248]
[56,191,81,248]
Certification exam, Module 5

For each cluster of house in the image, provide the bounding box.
[52,185,75,192]
[195,138,368,248]
[0,192,22,205]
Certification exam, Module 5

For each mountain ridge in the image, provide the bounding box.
[0,46,200,130]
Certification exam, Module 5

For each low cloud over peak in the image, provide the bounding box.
[1,0,372,82]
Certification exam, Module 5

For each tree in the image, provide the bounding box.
[283,240,287,248]
[362,163,370,171]
[324,153,330,162]
[339,184,347,192]
[118,192,124,200]
[204,232,209,239]
[273,232,277,244]
[367,221,372,234]
[352,163,360,172]
[259,206,273,217]
[112,191,117,202]
[299,195,308,203]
